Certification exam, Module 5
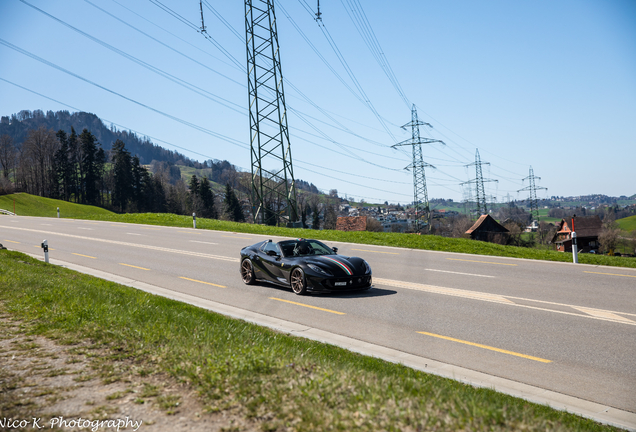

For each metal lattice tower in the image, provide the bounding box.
[245,0,298,225]
[392,105,443,232]
[462,149,497,216]
[518,166,547,221]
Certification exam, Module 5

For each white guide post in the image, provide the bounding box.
[41,239,49,264]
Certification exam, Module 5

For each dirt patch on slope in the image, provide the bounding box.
[0,314,259,432]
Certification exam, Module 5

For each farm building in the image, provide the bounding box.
[551,215,602,252]
[465,214,509,244]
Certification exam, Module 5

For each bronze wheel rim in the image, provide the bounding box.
[291,269,304,293]
[241,260,253,283]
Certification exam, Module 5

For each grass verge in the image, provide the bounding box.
[0,249,621,431]
[2,193,634,269]
[0,193,114,218]
[80,212,636,269]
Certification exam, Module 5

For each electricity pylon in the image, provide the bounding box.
[518,166,547,221]
[245,0,299,225]
[392,105,443,233]
[462,149,497,216]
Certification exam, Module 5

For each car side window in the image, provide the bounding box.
[263,242,280,256]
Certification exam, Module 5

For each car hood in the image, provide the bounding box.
[308,255,367,277]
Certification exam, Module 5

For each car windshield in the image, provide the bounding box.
[279,240,335,257]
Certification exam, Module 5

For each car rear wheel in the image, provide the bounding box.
[241,258,256,285]
[290,267,307,295]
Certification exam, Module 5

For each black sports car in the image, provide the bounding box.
[240,238,372,295]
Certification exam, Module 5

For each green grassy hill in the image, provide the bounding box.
[617,215,636,232]
[0,193,114,218]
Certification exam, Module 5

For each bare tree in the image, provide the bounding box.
[0,134,17,180]
[323,205,337,230]
[366,217,383,232]
[599,214,621,254]
[504,221,523,246]
[17,127,59,196]
[449,215,473,238]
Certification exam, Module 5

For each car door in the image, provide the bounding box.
[261,241,284,282]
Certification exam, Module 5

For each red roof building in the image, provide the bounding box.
[551,216,602,252]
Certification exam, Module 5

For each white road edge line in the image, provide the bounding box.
[424,268,495,278]
[17,252,636,432]
[3,226,238,263]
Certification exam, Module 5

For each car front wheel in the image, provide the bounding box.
[290,267,307,295]
[241,258,256,285]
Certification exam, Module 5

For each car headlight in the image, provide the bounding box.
[307,263,333,276]
[362,260,371,275]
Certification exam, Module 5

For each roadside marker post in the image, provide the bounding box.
[41,239,49,264]
[57,207,60,218]
[193,213,197,229]
[572,232,578,264]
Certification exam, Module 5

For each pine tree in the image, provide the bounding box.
[223,183,244,222]
[111,139,133,212]
[67,128,80,203]
[79,129,100,205]
[189,175,200,215]
[54,130,72,201]
[199,177,217,219]
[312,205,320,230]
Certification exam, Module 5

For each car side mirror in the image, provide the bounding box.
[332,247,338,253]
[266,250,279,257]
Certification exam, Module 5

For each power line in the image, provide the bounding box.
[22,1,407,175]
[340,0,411,108]
[1,76,415,201]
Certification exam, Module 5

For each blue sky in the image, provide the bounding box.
[1,0,634,205]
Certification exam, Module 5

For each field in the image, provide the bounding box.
[617,215,636,232]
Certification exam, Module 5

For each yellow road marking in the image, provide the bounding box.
[119,263,150,270]
[417,331,552,363]
[447,258,517,266]
[33,245,55,250]
[3,239,20,243]
[270,298,346,315]
[72,253,96,259]
[222,235,252,240]
[141,227,161,231]
[179,277,225,288]
[352,248,399,255]
[584,271,636,279]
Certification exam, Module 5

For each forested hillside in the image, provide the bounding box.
[0,109,194,166]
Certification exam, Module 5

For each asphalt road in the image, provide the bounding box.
[2,216,635,414]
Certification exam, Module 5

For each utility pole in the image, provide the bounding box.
[392,105,444,233]
[199,0,206,33]
[518,166,547,221]
[245,0,299,226]
[462,149,497,216]
[315,0,322,21]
